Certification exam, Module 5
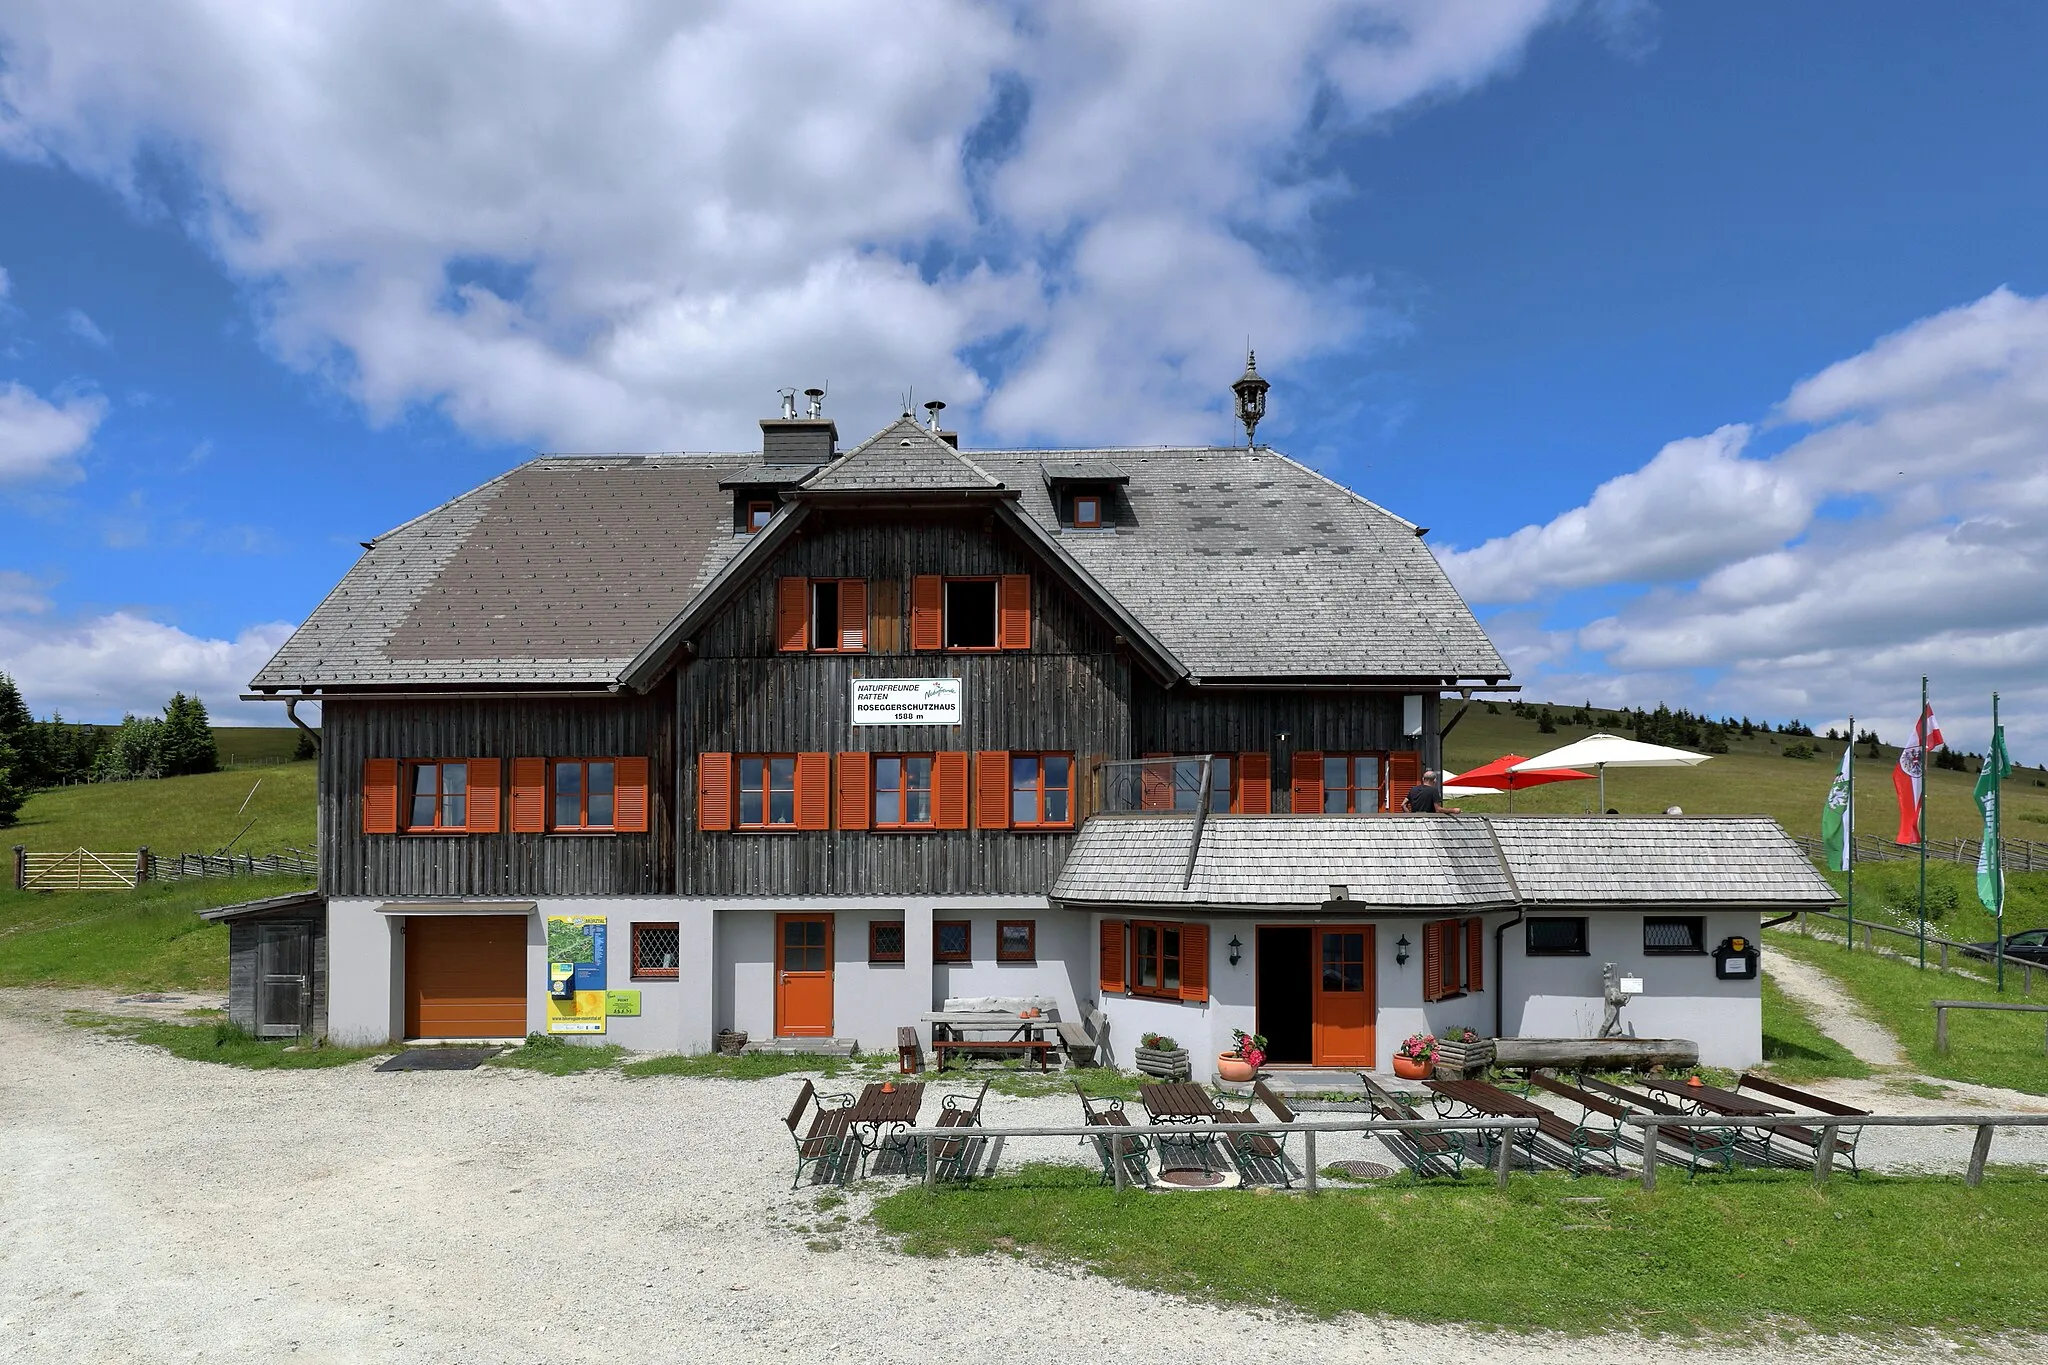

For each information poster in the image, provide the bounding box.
[546,914,608,1034]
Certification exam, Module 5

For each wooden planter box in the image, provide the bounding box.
[1134,1046,1190,1080]
[1434,1038,1495,1077]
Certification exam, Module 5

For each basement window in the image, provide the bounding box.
[943,579,998,649]
[632,923,680,979]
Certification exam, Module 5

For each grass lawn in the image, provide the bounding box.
[1442,704,2048,842]
[622,1050,870,1080]
[1760,972,1873,1082]
[9,761,317,858]
[873,1164,2048,1337]
[0,875,313,992]
[491,1034,629,1074]
[1769,930,2048,1095]
[212,726,311,767]
[66,1011,382,1069]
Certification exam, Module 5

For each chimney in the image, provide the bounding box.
[760,386,837,465]
[921,398,959,449]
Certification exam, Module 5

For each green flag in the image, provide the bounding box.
[1975,725,2012,916]
[1821,743,1852,872]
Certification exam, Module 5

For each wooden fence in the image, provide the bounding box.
[1792,831,2048,874]
[1783,907,2036,994]
[12,844,318,890]
[1932,1000,2048,1057]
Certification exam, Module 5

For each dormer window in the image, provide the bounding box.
[747,500,774,533]
[1073,493,1103,528]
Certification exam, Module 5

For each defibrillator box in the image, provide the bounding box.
[1712,935,1760,980]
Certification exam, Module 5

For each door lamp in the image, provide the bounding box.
[1227,935,1242,967]
[1394,935,1411,968]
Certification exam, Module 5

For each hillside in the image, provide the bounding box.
[1441,703,2048,844]
[7,761,318,859]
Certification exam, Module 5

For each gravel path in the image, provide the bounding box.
[1764,952,1906,1066]
[3,988,2044,1363]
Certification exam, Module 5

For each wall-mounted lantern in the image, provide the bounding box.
[1227,935,1243,967]
[1394,934,1411,968]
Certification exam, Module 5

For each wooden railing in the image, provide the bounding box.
[1624,1112,2048,1190]
[1932,1000,2048,1057]
[1778,908,2036,994]
[146,849,319,882]
[12,844,318,890]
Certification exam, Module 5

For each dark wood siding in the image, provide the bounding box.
[226,911,327,1038]
[320,695,674,898]
[1134,680,1437,812]
[680,510,1131,897]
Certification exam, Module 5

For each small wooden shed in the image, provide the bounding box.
[199,891,328,1039]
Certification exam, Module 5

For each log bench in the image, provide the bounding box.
[933,1038,1054,1072]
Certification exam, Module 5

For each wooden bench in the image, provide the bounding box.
[1575,1076,1739,1175]
[933,1038,1053,1072]
[1055,1019,1097,1067]
[1737,1072,1867,1174]
[896,1026,925,1075]
[1209,1079,1303,1186]
[1358,1074,1469,1177]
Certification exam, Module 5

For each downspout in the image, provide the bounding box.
[284,697,319,753]
[1178,757,1215,890]
[1480,817,1525,1040]
[1760,910,1799,930]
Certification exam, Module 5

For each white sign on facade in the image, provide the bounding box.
[851,677,963,726]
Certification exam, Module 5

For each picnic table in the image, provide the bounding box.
[1641,1078,1790,1119]
[924,1011,1057,1072]
[1137,1083,1234,1186]
[1139,1082,1218,1122]
[846,1081,925,1176]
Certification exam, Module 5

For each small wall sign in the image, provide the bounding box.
[851,677,962,726]
[604,990,641,1017]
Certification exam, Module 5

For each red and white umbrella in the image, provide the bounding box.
[1446,753,1594,811]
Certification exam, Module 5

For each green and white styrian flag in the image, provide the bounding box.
[1975,724,2012,916]
[1822,743,1853,872]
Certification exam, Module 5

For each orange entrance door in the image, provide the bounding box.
[774,913,834,1038]
[1311,925,1375,1067]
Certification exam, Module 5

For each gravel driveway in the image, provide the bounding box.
[3,990,2042,1364]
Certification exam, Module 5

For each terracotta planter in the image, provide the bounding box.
[1391,1054,1433,1081]
[1216,1054,1257,1083]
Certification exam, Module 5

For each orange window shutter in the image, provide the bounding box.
[1099,919,1126,994]
[465,759,502,833]
[1388,751,1422,810]
[997,573,1031,650]
[777,576,809,652]
[614,757,650,833]
[1178,922,1210,1002]
[910,575,943,651]
[510,758,547,833]
[1466,917,1484,993]
[1140,752,1172,811]
[1238,751,1271,814]
[837,752,871,831]
[1291,752,1323,815]
[362,758,399,834]
[975,751,1010,829]
[838,578,868,652]
[698,752,734,832]
[795,752,831,830]
[1421,920,1443,1002]
[933,752,969,829]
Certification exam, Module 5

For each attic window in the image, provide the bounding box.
[747,500,774,533]
[1073,493,1103,528]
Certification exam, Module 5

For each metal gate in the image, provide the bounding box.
[255,922,312,1038]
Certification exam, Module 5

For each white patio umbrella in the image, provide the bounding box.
[1509,733,1711,812]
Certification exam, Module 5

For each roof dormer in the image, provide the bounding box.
[1042,459,1130,530]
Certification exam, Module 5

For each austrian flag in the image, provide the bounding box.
[1893,703,1944,845]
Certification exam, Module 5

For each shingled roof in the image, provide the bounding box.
[252,418,1507,690]
[1051,814,1838,911]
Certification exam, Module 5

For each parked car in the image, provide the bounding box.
[1965,929,2048,965]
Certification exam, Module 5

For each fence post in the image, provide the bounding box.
[925,1137,937,1190]
[1940,942,1949,971]
[1812,1126,1838,1188]
[1864,926,1873,951]
[134,846,150,888]
[1639,1125,1658,1192]
[1935,1006,1949,1056]
[1112,1138,1127,1193]
[1303,1130,1318,1194]
[1494,1125,1513,1189]
[1966,1125,1994,1188]
[11,845,23,891]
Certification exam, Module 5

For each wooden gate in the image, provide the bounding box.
[255,921,312,1038]
[17,848,139,891]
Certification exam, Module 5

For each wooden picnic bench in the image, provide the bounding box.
[1574,1076,1739,1175]
[896,1025,925,1075]
[1210,1079,1302,1187]
[1359,1074,1469,1177]
[933,1037,1054,1071]
[1074,1081,1150,1187]
[1737,1073,1868,1175]
[783,1078,859,1188]
[1430,1077,1619,1176]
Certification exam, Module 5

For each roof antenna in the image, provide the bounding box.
[803,385,826,419]
[901,387,914,418]
[778,388,798,420]
[1231,346,1269,449]
[922,399,946,432]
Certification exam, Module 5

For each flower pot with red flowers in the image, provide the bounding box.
[1391,1032,1436,1081]
[1217,1028,1267,1083]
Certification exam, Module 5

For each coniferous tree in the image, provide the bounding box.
[0,732,24,827]
[155,693,220,777]
[0,672,43,790]
[292,727,318,761]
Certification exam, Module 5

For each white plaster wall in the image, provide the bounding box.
[933,909,1089,1019]
[327,898,401,1045]
[719,911,776,1042]
[1506,911,1764,1068]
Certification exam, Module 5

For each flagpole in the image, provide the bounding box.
[1846,714,1855,953]
[1918,675,1929,970]
[1994,692,2004,994]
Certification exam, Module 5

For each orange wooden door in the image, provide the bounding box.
[404,914,528,1039]
[774,913,834,1038]
[1311,925,1375,1067]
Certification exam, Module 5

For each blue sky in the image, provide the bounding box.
[2,1,2045,760]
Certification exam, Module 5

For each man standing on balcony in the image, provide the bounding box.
[1404,769,1459,814]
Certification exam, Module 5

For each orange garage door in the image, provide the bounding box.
[404,915,529,1039]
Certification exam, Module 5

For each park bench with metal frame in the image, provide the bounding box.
[1735,1073,1867,1175]
[1358,1074,1472,1178]
[1429,1076,1622,1177]
[1576,1076,1740,1176]
[1074,1081,1151,1188]
[1208,1079,1303,1188]
[784,1078,859,1188]
[923,1079,991,1182]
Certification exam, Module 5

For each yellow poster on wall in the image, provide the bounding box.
[546,915,608,1035]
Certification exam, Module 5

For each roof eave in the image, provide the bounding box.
[991,501,1188,685]
[618,502,814,691]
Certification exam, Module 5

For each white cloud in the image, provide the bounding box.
[0,569,52,614]
[0,604,295,724]
[63,306,108,346]
[0,265,10,302]
[0,0,1563,449]
[0,379,105,480]
[1445,288,2048,759]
